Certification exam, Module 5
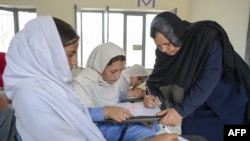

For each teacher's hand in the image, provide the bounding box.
[143,95,158,108]
[157,108,182,126]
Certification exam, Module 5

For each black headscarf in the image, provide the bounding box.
[147,11,250,97]
[150,12,186,47]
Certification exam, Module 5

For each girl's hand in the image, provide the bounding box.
[0,92,9,111]
[128,87,146,98]
[104,106,131,122]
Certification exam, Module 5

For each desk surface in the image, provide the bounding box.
[95,116,162,124]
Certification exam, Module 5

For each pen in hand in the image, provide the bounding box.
[145,84,151,95]
[145,84,158,108]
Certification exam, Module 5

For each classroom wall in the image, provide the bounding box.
[189,0,250,59]
[0,0,189,29]
[0,0,249,58]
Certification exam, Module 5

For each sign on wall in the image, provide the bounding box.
[137,0,156,8]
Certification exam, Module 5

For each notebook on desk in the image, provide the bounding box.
[115,101,161,117]
[94,101,162,124]
[99,116,162,124]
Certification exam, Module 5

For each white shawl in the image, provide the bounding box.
[72,42,126,107]
[119,64,148,92]
[3,16,105,141]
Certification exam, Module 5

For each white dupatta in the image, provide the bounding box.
[3,16,105,141]
[73,42,126,107]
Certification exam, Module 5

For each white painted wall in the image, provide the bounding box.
[189,0,250,58]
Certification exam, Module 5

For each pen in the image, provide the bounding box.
[145,84,151,95]
[145,84,158,107]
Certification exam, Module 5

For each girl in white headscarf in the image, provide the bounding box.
[72,42,160,141]
[3,16,106,141]
[119,64,148,100]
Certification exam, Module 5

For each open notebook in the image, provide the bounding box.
[114,101,161,117]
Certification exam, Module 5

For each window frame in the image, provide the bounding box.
[0,6,36,52]
[0,6,36,33]
[76,9,163,69]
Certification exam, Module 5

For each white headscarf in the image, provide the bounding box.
[72,42,126,107]
[123,64,148,77]
[3,16,105,141]
[119,64,148,92]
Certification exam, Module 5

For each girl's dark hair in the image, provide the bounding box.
[53,17,79,47]
[107,55,126,66]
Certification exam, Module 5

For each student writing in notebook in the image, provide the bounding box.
[119,64,148,100]
[71,42,161,141]
[3,15,184,141]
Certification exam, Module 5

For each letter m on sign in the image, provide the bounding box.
[137,0,156,8]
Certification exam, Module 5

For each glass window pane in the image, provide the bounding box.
[108,13,124,48]
[77,11,159,69]
[0,10,14,52]
[0,9,36,53]
[18,11,37,30]
[126,15,143,66]
[76,10,82,67]
[145,14,157,68]
[81,12,103,67]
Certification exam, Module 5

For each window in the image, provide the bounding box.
[76,8,162,69]
[81,12,103,67]
[75,8,178,69]
[0,7,36,52]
